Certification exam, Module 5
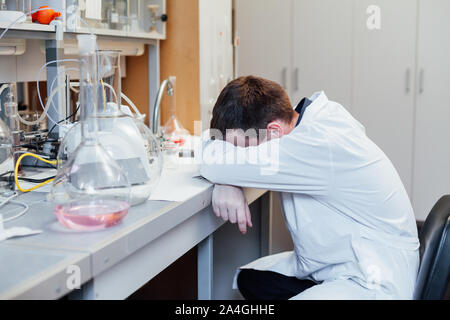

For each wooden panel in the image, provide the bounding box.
[160,0,200,134]
[270,193,293,254]
[123,0,200,132]
[122,49,150,125]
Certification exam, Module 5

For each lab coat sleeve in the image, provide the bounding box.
[198,126,334,196]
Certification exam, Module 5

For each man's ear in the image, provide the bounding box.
[266,122,284,140]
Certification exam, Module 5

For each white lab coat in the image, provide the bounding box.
[198,92,420,300]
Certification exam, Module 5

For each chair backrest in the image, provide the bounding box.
[414,195,450,300]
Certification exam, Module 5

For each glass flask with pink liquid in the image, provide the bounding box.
[50,35,131,232]
[57,50,162,206]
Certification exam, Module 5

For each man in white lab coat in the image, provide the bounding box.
[198,76,420,300]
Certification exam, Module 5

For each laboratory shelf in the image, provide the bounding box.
[66,27,166,41]
[0,22,165,42]
[126,30,166,40]
[0,21,56,40]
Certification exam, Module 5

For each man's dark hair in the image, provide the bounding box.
[210,76,295,137]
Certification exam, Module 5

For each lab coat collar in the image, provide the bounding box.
[301,91,329,122]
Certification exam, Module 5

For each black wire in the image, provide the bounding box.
[47,104,81,138]
[19,144,39,150]
[0,171,13,178]
[18,176,56,183]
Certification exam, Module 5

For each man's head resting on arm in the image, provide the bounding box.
[210,76,300,147]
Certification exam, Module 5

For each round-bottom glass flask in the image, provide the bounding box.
[58,109,162,206]
[52,140,132,231]
[57,50,162,206]
[51,35,132,231]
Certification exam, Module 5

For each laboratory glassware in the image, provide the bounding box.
[58,50,162,206]
[51,35,131,231]
[147,4,159,32]
[158,77,190,169]
[20,0,31,14]
[0,87,14,196]
[105,0,127,30]
[160,76,190,146]
[0,0,26,23]
[2,83,20,134]
[1,83,21,171]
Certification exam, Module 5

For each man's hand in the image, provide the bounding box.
[212,185,253,234]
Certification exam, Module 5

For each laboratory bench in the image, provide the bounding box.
[0,181,271,300]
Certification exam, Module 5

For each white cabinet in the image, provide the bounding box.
[291,0,353,108]
[412,0,450,221]
[351,0,418,196]
[235,0,352,107]
[234,0,292,94]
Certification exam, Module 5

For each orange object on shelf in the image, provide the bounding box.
[32,6,61,25]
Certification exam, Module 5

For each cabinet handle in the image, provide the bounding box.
[281,68,287,90]
[405,69,411,94]
[293,68,299,92]
[419,69,424,94]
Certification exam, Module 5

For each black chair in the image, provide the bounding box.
[414,195,450,300]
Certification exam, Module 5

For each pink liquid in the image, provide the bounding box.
[54,200,130,232]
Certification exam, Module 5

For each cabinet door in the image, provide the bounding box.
[352,0,418,198]
[234,0,292,94]
[412,0,450,221]
[291,0,353,107]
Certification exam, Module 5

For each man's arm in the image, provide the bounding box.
[198,127,333,234]
[199,127,333,195]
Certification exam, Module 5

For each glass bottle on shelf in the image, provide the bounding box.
[19,0,31,15]
[106,0,119,30]
[117,0,128,31]
[127,0,140,33]
[0,0,26,23]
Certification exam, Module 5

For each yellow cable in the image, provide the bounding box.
[14,153,57,193]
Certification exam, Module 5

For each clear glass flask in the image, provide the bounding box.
[161,76,190,147]
[58,50,162,206]
[51,35,131,232]
[160,76,190,169]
